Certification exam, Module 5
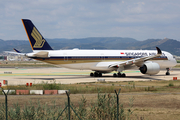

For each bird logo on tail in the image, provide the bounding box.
[31,27,45,48]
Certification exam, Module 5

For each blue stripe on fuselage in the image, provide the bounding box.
[30,56,168,60]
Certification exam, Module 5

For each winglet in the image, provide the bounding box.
[156,47,162,55]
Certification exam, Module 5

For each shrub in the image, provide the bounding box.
[168,83,174,87]
[42,81,60,90]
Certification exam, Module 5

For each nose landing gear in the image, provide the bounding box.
[166,68,170,75]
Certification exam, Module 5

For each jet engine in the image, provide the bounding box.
[139,62,160,75]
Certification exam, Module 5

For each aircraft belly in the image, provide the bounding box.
[40,59,121,71]
[160,60,175,69]
[153,60,167,69]
[57,62,114,72]
[58,62,97,70]
[37,58,172,72]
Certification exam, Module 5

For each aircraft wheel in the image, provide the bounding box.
[122,73,126,77]
[166,72,170,75]
[98,73,102,77]
[117,73,121,77]
[94,72,98,77]
[90,73,94,77]
[166,68,170,75]
[113,73,117,77]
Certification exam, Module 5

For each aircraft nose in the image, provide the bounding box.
[174,58,177,66]
[168,54,177,68]
[171,57,177,67]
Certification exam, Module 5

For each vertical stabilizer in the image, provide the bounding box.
[22,19,53,50]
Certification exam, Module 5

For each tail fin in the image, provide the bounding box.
[21,19,53,50]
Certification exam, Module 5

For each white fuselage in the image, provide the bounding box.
[27,49,177,73]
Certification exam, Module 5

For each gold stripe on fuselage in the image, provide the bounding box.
[34,57,168,65]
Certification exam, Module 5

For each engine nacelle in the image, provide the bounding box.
[139,62,160,75]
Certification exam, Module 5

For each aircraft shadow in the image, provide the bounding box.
[16,74,176,81]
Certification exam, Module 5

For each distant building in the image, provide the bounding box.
[2,52,33,61]
[0,56,7,61]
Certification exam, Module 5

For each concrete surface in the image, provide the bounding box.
[0,68,179,86]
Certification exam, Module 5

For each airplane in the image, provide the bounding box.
[12,19,177,77]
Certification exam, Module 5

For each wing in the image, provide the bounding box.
[108,47,162,68]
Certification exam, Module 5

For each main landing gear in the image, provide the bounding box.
[90,72,102,77]
[113,72,126,77]
[90,72,126,77]
[166,68,170,75]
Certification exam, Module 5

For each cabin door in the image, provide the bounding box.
[64,53,68,61]
[101,53,105,60]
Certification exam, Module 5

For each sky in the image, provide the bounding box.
[0,0,180,41]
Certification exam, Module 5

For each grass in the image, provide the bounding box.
[1,87,180,119]
[177,60,180,63]
[168,83,174,87]
[1,80,180,95]
[0,92,134,120]
[101,80,180,87]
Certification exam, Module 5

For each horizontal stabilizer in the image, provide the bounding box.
[13,48,21,53]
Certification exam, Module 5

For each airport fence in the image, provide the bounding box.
[0,88,134,120]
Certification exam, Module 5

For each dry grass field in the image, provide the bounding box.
[0,92,180,120]
[1,80,180,119]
